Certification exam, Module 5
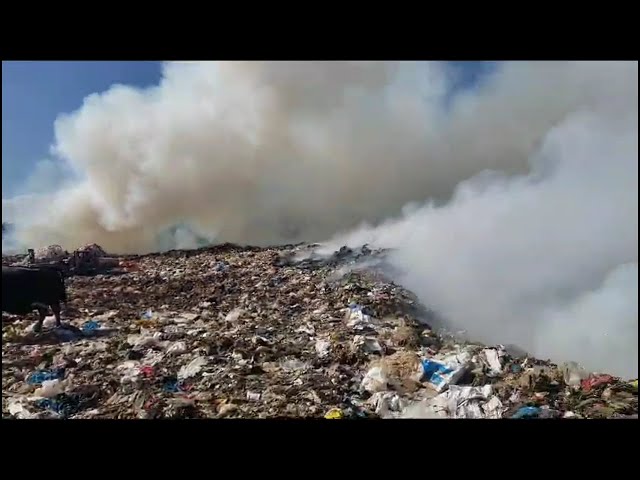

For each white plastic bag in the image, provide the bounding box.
[315,338,331,358]
[8,399,38,419]
[178,357,207,380]
[362,366,388,393]
[421,347,475,392]
[437,385,504,419]
[34,379,68,398]
[345,305,372,329]
[480,347,505,376]
[167,341,187,356]
[353,335,383,354]
[225,308,244,323]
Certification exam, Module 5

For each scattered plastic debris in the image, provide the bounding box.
[561,362,589,388]
[511,406,542,419]
[480,347,505,377]
[34,379,69,398]
[421,350,470,392]
[28,369,65,385]
[8,398,38,419]
[315,338,331,357]
[246,391,262,402]
[435,385,504,419]
[362,366,389,394]
[581,374,616,393]
[177,357,207,380]
[3,243,637,419]
[82,320,101,334]
[324,408,344,419]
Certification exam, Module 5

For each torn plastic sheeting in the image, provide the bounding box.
[353,335,383,354]
[480,347,505,377]
[362,366,388,393]
[34,379,69,398]
[166,341,188,356]
[127,333,165,350]
[28,368,65,385]
[400,399,448,419]
[163,381,186,393]
[345,304,372,329]
[8,398,39,419]
[178,357,208,380]
[561,361,589,388]
[511,406,541,419]
[368,391,408,418]
[435,385,504,419]
[315,338,331,357]
[581,374,616,392]
[81,320,101,334]
[421,357,468,393]
[35,394,83,418]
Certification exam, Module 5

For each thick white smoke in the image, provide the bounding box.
[326,107,638,378]
[3,61,637,376]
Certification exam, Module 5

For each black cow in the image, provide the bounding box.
[2,266,68,332]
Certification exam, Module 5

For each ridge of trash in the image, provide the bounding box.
[3,243,637,419]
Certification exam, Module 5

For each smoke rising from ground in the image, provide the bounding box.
[3,61,637,376]
[325,106,637,377]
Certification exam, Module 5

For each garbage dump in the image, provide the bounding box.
[5,243,120,276]
[2,243,637,419]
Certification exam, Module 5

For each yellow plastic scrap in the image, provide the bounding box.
[630,380,638,392]
[324,408,344,419]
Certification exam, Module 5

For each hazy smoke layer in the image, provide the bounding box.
[325,87,638,377]
[3,61,637,376]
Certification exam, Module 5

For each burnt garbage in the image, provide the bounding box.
[2,242,637,419]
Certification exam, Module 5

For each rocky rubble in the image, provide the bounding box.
[2,244,637,419]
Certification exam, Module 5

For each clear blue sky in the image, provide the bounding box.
[2,61,494,198]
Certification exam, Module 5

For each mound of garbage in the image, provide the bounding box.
[2,244,637,419]
[3,243,119,275]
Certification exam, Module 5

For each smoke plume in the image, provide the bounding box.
[3,61,637,376]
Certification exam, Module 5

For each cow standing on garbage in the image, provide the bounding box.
[2,266,68,332]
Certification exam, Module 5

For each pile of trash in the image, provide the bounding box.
[3,243,119,275]
[34,245,67,262]
[2,244,637,419]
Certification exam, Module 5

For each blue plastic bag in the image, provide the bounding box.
[421,359,461,391]
[27,368,65,385]
[82,320,101,334]
[511,406,541,419]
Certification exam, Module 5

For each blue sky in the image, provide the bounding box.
[2,61,162,197]
[2,61,494,199]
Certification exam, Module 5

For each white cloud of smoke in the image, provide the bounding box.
[3,61,637,376]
